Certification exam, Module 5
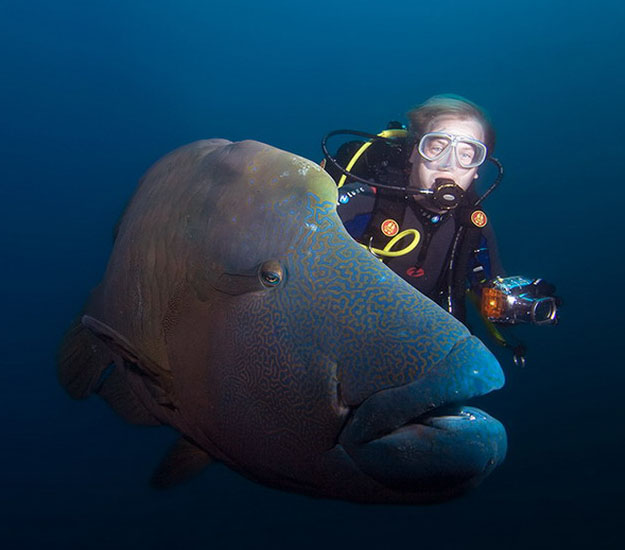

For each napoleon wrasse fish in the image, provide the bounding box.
[58,139,506,504]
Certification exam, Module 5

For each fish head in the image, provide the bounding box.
[164,140,507,503]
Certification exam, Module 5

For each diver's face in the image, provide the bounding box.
[409,116,485,192]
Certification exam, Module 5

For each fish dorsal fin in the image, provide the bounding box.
[151,437,214,489]
[81,315,173,396]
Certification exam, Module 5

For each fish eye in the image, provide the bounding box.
[259,260,284,287]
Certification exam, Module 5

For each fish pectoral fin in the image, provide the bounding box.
[58,316,114,399]
[81,315,166,381]
[97,361,162,426]
[150,437,214,489]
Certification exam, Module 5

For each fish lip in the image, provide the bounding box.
[334,336,506,497]
[384,404,497,440]
[338,335,505,447]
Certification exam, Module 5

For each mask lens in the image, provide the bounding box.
[419,134,451,161]
[456,139,486,168]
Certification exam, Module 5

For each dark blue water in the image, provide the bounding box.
[2,1,623,548]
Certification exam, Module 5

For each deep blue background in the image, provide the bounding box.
[2,1,623,548]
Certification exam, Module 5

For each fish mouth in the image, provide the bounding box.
[338,335,507,499]
[375,403,495,438]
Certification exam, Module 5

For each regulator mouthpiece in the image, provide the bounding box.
[430,178,465,210]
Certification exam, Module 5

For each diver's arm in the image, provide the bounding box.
[467,223,503,297]
[337,187,377,240]
[481,222,504,278]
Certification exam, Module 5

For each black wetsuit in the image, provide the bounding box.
[327,136,504,323]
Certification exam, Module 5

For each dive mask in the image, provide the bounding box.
[418,132,488,169]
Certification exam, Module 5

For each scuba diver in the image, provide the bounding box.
[321,94,560,366]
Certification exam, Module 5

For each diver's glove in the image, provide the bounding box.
[481,276,560,325]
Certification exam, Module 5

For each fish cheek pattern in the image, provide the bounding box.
[283,196,465,406]
[215,292,343,480]
[209,196,349,479]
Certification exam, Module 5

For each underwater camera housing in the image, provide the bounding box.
[481,276,558,325]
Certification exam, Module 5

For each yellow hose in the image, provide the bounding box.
[337,129,407,188]
[361,229,420,258]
